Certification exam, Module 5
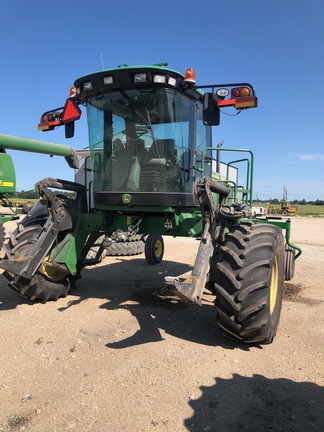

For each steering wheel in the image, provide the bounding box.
[135,127,149,137]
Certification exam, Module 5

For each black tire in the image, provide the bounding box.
[3,223,70,302]
[20,200,47,228]
[214,222,285,344]
[284,244,296,281]
[0,222,4,249]
[22,202,34,214]
[104,230,144,256]
[106,241,144,256]
[145,234,164,265]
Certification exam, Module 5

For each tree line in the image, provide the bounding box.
[9,190,75,200]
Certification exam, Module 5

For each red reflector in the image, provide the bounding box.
[217,97,257,109]
[217,98,236,107]
[62,99,81,123]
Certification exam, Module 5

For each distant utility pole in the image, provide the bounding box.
[283,186,287,201]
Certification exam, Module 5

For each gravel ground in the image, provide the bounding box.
[0,217,323,432]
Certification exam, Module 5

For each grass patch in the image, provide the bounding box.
[297,205,324,216]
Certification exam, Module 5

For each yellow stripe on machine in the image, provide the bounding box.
[235,100,257,109]
[0,181,14,187]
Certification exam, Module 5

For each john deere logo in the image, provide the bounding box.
[122,194,132,204]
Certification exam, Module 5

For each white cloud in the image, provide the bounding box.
[297,153,324,161]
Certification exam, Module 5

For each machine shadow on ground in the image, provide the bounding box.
[67,256,254,351]
[184,373,324,432]
[0,256,255,351]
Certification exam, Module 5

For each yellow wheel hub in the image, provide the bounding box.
[155,240,163,258]
[269,256,278,315]
[42,256,67,280]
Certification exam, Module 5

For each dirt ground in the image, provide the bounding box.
[0,217,323,432]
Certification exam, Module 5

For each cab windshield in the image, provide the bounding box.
[86,88,210,194]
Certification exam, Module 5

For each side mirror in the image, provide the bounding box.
[65,122,75,139]
[203,93,220,126]
[38,98,81,136]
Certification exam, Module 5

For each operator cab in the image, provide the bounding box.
[74,66,212,207]
[38,64,257,208]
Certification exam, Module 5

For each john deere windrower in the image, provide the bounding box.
[0,64,301,344]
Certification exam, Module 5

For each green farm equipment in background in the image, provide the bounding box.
[0,64,301,344]
[0,133,79,249]
[0,148,17,224]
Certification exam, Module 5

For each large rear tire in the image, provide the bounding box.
[214,222,285,344]
[3,223,70,302]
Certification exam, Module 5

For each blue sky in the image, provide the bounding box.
[0,0,323,200]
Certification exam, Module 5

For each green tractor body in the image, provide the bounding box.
[0,64,301,344]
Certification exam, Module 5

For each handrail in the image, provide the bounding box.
[201,147,254,206]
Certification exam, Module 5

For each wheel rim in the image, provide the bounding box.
[155,240,163,258]
[269,256,278,315]
[41,256,67,280]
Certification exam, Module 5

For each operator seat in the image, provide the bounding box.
[113,138,124,158]
[141,139,182,192]
[147,139,176,160]
[113,138,146,192]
